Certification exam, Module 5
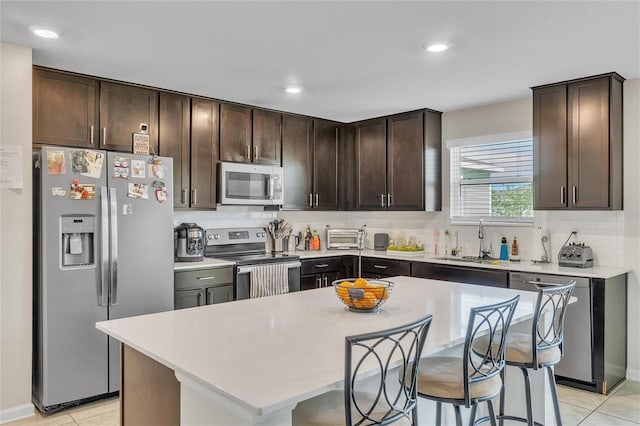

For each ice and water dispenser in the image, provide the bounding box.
[60,215,95,267]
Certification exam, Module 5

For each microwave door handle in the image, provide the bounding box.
[267,176,274,200]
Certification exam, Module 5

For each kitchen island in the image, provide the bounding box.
[97,276,548,425]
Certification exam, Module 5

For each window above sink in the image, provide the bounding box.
[448,131,534,226]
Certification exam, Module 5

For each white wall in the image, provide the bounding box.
[0,43,34,422]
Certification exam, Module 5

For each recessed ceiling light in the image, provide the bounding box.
[426,43,450,53]
[32,28,60,39]
[285,86,302,94]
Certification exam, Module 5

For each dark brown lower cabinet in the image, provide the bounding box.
[300,257,344,290]
[411,263,508,288]
[360,257,411,279]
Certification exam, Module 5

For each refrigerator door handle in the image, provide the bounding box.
[109,187,118,305]
[99,187,109,306]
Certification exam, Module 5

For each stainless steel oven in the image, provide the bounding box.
[204,227,300,300]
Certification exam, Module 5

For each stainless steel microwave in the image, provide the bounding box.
[218,162,283,205]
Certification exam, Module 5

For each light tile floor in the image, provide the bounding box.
[5,381,639,425]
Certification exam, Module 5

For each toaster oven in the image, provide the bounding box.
[326,228,364,250]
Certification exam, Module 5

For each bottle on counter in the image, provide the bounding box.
[304,226,312,251]
[510,237,520,262]
[312,229,321,250]
[500,237,509,260]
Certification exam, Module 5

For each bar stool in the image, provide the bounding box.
[292,314,433,426]
[473,281,575,426]
[413,295,520,426]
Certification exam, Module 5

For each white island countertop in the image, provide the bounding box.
[97,276,538,419]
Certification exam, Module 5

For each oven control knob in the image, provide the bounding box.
[213,234,221,240]
[207,234,213,240]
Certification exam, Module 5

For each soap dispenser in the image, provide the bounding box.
[499,237,509,260]
[510,237,520,262]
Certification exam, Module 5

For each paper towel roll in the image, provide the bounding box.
[531,227,550,262]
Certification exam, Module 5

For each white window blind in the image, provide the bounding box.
[450,137,533,224]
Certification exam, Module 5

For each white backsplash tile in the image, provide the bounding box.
[172,207,628,267]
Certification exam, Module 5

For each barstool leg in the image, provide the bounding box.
[435,402,442,426]
[412,404,419,426]
[487,399,497,426]
[469,404,477,426]
[453,405,463,426]
[521,367,534,426]
[499,368,506,426]
[546,366,563,426]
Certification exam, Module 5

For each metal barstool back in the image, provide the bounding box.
[463,295,520,409]
[530,281,576,368]
[495,280,575,426]
[412,295,519,426]
[345,314,433,426]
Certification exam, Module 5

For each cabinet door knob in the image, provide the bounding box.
[572,186,577,204]
[387,193,392,206]
[247,144,251,160]
[323,276,328,287]
[381,194,385,207]
[560,187,565,204]
[309,193,313,208]
[103,127,107,146]
[90,125,94,145]
[192,189,197,205]
[315,193,319,207]
[255,145,259,160]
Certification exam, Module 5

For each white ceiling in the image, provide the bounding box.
[1,1,639,122]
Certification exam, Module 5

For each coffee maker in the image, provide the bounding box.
[174,223,205,262]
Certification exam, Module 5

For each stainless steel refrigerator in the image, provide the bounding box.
[33,146,174,412]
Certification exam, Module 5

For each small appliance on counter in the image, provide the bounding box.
[557,231,593,268]
[326,227,365,250]
[374,233,389,251]
[174,223,205,262]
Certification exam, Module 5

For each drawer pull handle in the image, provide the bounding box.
[373,265,388,269]
[315,264,329,268]
[196,276,216,280]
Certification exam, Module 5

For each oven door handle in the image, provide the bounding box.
[237,261,301,274]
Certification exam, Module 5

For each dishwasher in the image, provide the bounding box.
[509,272,592,383]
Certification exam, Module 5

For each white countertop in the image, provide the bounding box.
[173,257,235,271]
[296,249,629,279]
[97,276,538,416]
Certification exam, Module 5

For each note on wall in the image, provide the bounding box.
[0,145,23,189]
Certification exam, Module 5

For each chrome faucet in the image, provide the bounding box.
[478,220,492,259]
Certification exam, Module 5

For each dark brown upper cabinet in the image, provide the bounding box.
[281,114,314,210]
[252,109,282,165]
[353,110,439,211]
[533,73,623,210]
[313,120,340,210]
[99,82,158,153]
[33,68,99,149]
[219,103,252,163]
[387,112,425,210]
[190,99,219,209]
[158,92,191,209]
[355,118,388,210]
